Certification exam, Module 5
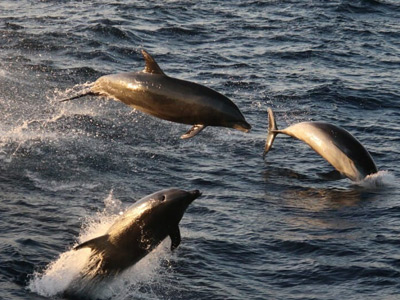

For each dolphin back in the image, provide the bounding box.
[323,123,378,178]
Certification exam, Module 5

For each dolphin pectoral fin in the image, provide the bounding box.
[73,234,109,251]
[317,170,346,181]
[180,124,205,139]
[169,226,181,251]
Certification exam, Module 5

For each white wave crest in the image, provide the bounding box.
[356,170,398,189]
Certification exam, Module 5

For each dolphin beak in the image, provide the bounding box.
[233,121,252,133]
[188,189,202,203]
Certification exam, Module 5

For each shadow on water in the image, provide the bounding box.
[260,165,399,242]
[261,165,394,212]
[281,187,364,211]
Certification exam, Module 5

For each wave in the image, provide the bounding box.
[302,82,400,110]
[157,25,205,36]
[337,0,400,13]
[88,24,132,41]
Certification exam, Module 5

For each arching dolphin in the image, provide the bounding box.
[73,188,201,278]
[60,50,251,139]
[263,108,377,181]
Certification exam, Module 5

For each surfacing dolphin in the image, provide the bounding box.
[73,188,201,279]
[263,108,378,181]
[60,50,251,139]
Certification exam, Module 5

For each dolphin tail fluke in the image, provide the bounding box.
[59,91,98,103]
[74,235,109,252]
[263,108,279,158]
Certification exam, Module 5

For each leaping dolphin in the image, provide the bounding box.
[263,108,378,181]
[60,50,251,139]
[73,188,201,279]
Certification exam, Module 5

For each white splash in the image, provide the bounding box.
[52,82,94,103]
[28,247,93,297]
[356,170,398,189]
[28,190,171,299]
[0,83,102,163]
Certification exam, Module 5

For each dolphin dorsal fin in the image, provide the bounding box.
[141,49,165,75]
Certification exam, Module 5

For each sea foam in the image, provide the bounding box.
[356,170,398,189]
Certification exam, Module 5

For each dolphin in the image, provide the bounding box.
[263,108,377,181]
[73,188,201,278]
[60,50,251,139]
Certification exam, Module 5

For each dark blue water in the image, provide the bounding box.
[1,1,399,299]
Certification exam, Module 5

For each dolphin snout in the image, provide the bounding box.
[233,121,252,133]
[188,190,202,202]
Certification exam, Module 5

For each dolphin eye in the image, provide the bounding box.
[161,195,166,201]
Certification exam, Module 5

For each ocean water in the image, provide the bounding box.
[1,0,400,299]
